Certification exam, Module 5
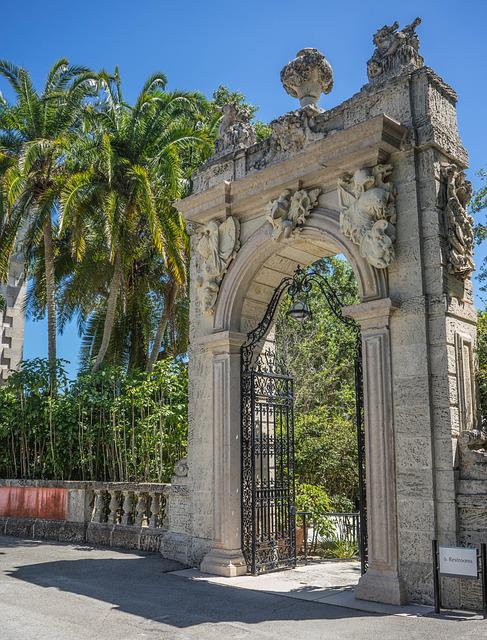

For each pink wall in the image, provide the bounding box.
[0,487,67,520]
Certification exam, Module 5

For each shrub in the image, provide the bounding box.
[0,358,187,482]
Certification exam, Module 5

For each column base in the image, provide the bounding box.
[355,569,407,605]
[200,547,247,577]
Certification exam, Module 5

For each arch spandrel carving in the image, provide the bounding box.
[213,207,388,333]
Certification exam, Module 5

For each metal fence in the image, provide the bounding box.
[297,511,360,563]
[320,512,360,545]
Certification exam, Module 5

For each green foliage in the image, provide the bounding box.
[471,169,487,217]
[0,63,273,374]
[275,257,359,414]
[294,410,358,502]
[0,358,187,482]
[330,495,355,513]
[55,71,209,371]
[296,483,331,528]
[477,310,487,427]
[0,59,99,380]
[295,483,358,557]
[319,539,358,559]
[275,257,360,505]
[472,168,487,297]
[296,483,334,553]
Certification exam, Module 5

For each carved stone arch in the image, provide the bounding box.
[171,49,475,609]
[214,207,388,333]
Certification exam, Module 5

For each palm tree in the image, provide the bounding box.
[59,69,209,372]
[0,59,97,384]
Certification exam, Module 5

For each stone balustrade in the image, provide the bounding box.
[89,482,169,529]
[0,479,171,552]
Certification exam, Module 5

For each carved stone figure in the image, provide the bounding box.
[270,111,308,154]
[266,187,321,241]
[214,104,256,154]
[195,216,240,313]
[457,430,487,481]
[367,17,423,84]
[280,48,333,108]
[338,164,397,269]
[440,164,474,280]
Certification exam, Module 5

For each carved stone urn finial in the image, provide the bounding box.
[280,48,333,108]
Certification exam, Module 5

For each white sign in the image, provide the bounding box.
[439,546,478,578]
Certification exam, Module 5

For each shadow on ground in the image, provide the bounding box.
[5,547,364,628]
[1,536,483,638]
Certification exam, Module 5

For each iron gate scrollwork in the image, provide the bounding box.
[241,277,296,574]
[241,266,367,575]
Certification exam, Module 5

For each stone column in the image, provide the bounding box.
[344,298,407,605]
[199,330,247,577]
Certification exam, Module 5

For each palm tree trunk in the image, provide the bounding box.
[43,217,57,387]
[92,251,122,372]
[147,283,176,373]
[128,307,147,372]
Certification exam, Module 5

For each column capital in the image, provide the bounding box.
[343,297,400,329]
[193,330,247,354]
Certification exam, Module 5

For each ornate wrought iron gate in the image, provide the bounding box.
[241,267,367,575]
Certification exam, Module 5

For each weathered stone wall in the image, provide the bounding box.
[452,431,487,609]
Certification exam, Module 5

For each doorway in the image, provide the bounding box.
[240,260,367,576]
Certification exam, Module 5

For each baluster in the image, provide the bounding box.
[161,486,170,529]
[107,490,121,524]
[148,492,160,528]
[134,492,148,527]
[92,490,106,523]
[121,490,134,525]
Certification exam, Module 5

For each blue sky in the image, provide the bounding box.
[3,0,487,377]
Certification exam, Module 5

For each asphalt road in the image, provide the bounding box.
[0,535,484,640]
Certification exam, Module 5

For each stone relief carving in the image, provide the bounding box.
[270,110,308,154]
[367,17,423,84]
[440,164,474,280]
[458,430,487,481]
[281,48,333,108]
[195,216,240,313]
[174,458,189,478]
[338,164,397,269]
[214,104,256,155]
[266,187,321,242]
[269,105,327,156]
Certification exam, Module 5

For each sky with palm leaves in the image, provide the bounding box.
[3,0,487,377]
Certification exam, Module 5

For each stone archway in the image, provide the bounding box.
[198,212,404,603]
[171,29,478,608]
[214,208,388,332]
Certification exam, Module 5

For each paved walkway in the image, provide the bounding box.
[173,561,431,616]
[0,536,485,639]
